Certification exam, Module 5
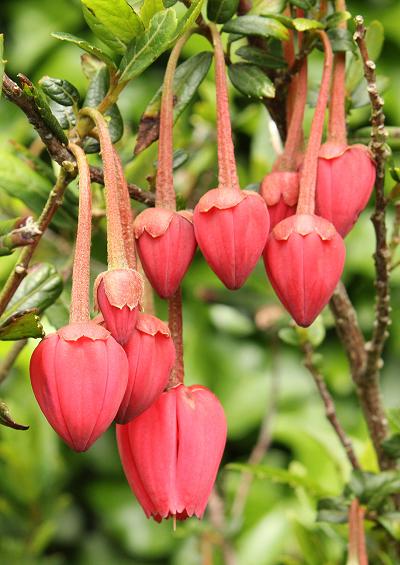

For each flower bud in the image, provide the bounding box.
[260,171,299,230]
[115,313,176,424]
[263,214,345,327]
[134,208,197,299]
[316,143,376,236]
[194,189,270,289]
[117,383,227,522]
[30,322,128,452]
[95,269,144,345]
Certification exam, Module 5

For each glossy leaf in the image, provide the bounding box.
[81,0,143,45]
[119,9,177,82]
[228,63,276,98]
[293,18,324,31]
[50,101,77,130]
[236,45,286,69]
[51,32,117,67]
[250,0,286,15]
[39,76,80,107]
[135,51,212,153]
[0,310,44,340]
[222,15,290,41]
[171,0,204,43]
[207,0,239,24]
[140,0,164,27]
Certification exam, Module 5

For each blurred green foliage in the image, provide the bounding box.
[1,0,400,564]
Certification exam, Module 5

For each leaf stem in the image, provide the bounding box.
[296,31,333,215]
[80,107,128,270]
[209,23,240,191]
[156,31,191,209]
[69,143,92,323]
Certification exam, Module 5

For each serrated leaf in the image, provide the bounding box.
[135,51,212,153]
[20,77,68,145]
[141,0,164,27]
[119,9,177,82]
[83,66,123,144]
[250,0,286,15]
[228,63,275,98]
[236,45,286,69]
[346,20,384,94]
[1,263,63,322]
[39,76,80,107]
[81,0,143,45]
[171,0,204,44]
[222,15,289,41]
[293,18,324,31]
[0,401,29,431]
[0,310,44,340]
[0,35,4,97]
[207,0,239,24]
[51,32,116,68]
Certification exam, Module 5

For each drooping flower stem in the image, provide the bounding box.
[113,148,136,269]
[80,107,128,270]
[69,143,92,323]
[209,23,240,192]
[156,32,191,210]
[296,31,333,215]
[277,59,308,171]
[168,288,184,387]
[327,0,348,146]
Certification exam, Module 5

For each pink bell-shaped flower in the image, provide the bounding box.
[194,188,269,289]
[117,383,227,521]
[316,142,376,237]
[95,268,143,345]
[134,209,196,299]
[115,313,176,423]
[264,214,345,327]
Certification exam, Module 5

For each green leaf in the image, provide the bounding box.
[0,401,29,431]
[82,5,127,54]
[135,51,212,153]
[278,327,300,346]
[50,102,77,130]
[293,18,324,31]
[228,63,276,98]
[382,435,400,459]
[119,9,177,82]
[346,20,384,94]
[297,317,326,348]
[81,0,143,45]
[236,45,286,69]
[316,497,349,524]
[83,66,124,144]
[0,218,25,237]
[0,310,44,340]
[325,10,351,30]
[207,0,240,24]
[20,77,68,145]
[141,0,164,27]
[155,149,189,170]
[1,263,63,322]
[250,0,286,15]
[350,75,389,109]
[223,15,290,41]
[346,470,400,508]
[51,32,117,68]
[39,76,80,107]
[171,0,204,43]
[289,0,317,9]
[0,34,4,97]
[327,28,356,53]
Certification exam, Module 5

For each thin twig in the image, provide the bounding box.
[0,168,71,318]
[1,73,155,206]
[0,339,28,385]
[302,341,360,471]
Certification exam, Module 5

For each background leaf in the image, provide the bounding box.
[222,15,290,41]
[207,0,240,24]
[228,63,276,98]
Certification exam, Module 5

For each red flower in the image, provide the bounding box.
[116,313,176,424]
[95,268,143,345]
[263,214,345,327]
[194,189,270,289]
[134,208,197,299]
[260,171,299,230]
[316,142,376,236]
[117,383,227,522]
[30,322,128,452]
